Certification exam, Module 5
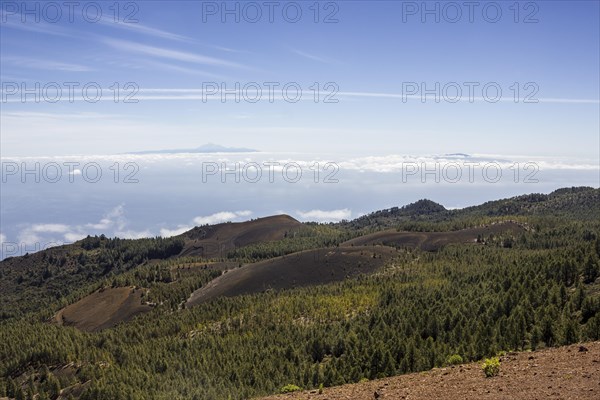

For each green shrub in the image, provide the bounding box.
[482,357,500,377]
[280,384,302,393]
[446,354,463,366]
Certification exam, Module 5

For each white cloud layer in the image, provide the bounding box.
[159,211,253,238]
[30,224,71,233]
[193,211,253,226]
[12,205,132,249]
[160,225,193,238]
[3,207,257,257]
[3,152,596,172]
[296,209,352,222]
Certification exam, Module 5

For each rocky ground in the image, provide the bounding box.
[260,342,600,400]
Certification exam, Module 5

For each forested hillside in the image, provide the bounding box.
[0,188,598,399]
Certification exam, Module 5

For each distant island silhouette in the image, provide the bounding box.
[124,143,258,154]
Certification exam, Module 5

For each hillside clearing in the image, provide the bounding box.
[53,287,151,332]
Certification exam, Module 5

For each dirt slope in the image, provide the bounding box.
[53,287,151,332]
[260,342,600,400]
[179,215,302,259]
[342,221,524,251]
[186,246,397,306]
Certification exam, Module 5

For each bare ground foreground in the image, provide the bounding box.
[260,342,600,400]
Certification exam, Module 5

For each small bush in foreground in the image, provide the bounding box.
[446,354,463,366]
[280,384,301,393]
[482,357,501,377]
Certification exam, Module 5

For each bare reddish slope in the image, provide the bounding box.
[54,287,151,332]
[260,342,600,400]
[342,221,524,251]
[179,215,302,259]
[186,246,397,306]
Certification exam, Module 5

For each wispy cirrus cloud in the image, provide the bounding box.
[0,11,72,36]
[0,111,129,120]
[1,56,93,72]
[6,86,591,105]
[291,49,334,64]
[142,60,228,78]
[102,38,246,69]
[95,18,244,56]
[208,44,247,54]
[98,17,191,42]
[335,91,600,105]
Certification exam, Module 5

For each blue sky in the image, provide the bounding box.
[1,1,599,257]
[1,0,599,157]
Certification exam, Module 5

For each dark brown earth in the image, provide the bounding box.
[342,221,525,251]
[178,215,302,259]
[169,260,240,273]
[186,246,397,307]
[53,287,151,332]
[259,342,600,400]
[51,220,527,329]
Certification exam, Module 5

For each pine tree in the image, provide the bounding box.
[541,315,555,347]
[561,316,580,345]
[6,378,17,398]
[530,326,541,351]
[15,386,25,400]
[45,374,61,400]
[583,256,599,283]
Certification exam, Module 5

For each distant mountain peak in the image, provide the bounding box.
[443,153,471,158]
